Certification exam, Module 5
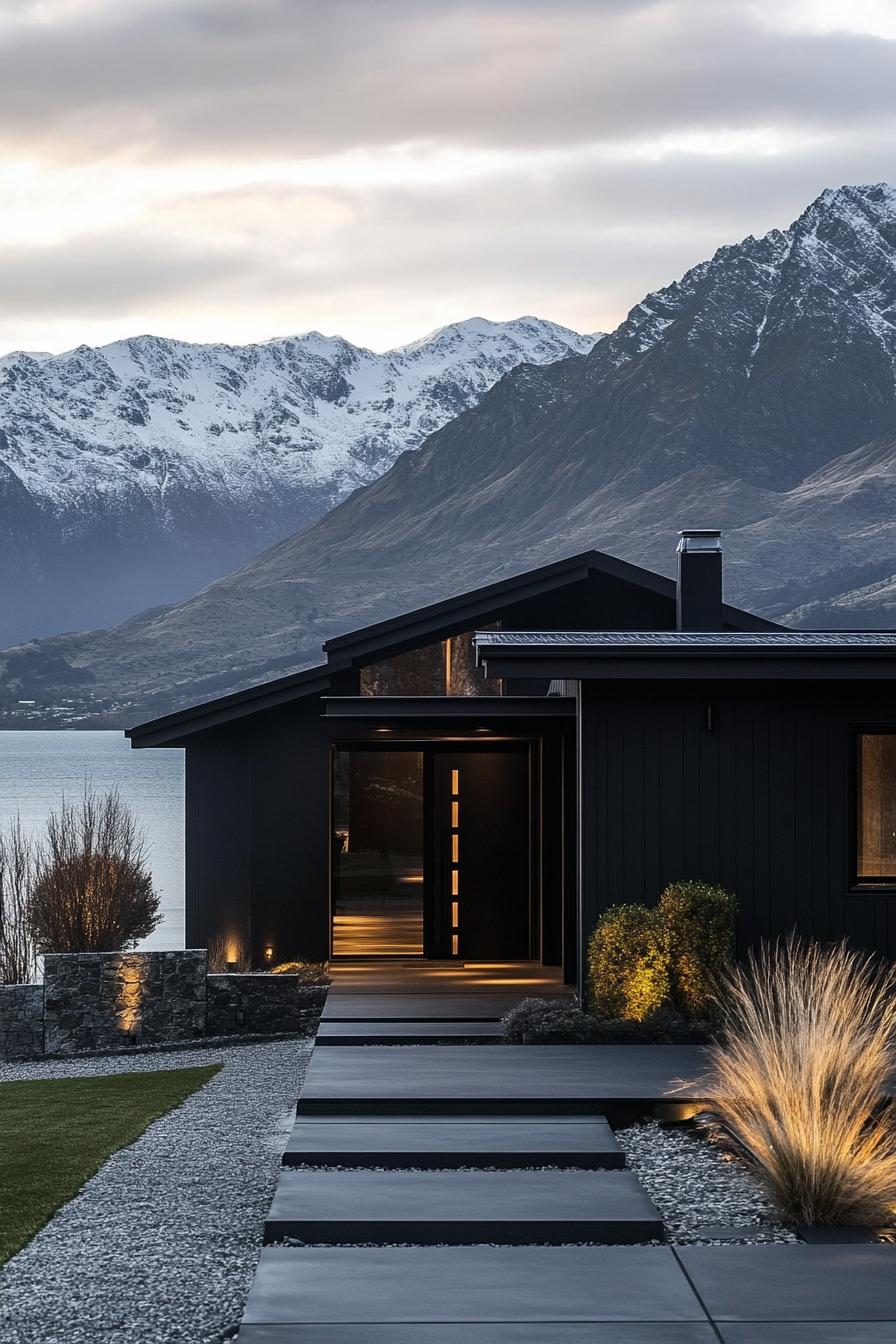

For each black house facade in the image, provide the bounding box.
[127,533,896,987]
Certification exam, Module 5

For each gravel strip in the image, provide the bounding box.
[616,1119,798,1244]
[0,1036,313,1343]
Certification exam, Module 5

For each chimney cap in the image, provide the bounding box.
[677,529,722,553]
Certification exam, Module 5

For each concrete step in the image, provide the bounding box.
[263,1168,662,1245]
[297,1044,709,1115]
[283,1115,624,1169]
[320,992,571,1022]
[240,1246,709,1340]
[239,1329,718,1343]
[316,1020,505,1045]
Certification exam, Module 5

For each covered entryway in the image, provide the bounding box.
[330,743,532,960]
[324,695,575,978]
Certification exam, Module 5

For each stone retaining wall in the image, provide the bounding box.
[0,951,327,1059]
[43,950,208,1055]
[0,983,45,1060]
[206,973,326,1036]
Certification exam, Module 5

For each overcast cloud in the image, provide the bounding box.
[0,0,894,353]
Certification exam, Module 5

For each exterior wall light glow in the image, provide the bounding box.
[264,944,274,962]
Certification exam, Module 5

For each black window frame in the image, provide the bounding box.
[850,726,896,892]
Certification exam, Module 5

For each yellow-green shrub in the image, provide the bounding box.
[587,904,670,1021]
[271,960,330,985]
[659,879,737,1018]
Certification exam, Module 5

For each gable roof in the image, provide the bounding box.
[322,547,777,660]
[125,660,335,747]
[127,546,780,746]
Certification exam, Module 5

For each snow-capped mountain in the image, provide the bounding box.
[6,183,896,724]
[0,316,597,645]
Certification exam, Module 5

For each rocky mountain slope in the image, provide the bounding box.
[0,317,595,645]
[5,183,896,724]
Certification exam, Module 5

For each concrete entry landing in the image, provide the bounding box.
[264,1168,662,1245]
[282,1115,624,1169]
[298,1044,709,1114]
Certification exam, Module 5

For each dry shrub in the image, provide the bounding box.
[0,817,37,984]
[27,789,161,953]
[708,937,896,1227]
[207,932,252,973]
[660,879,736,1018]
[587,904,670,1020]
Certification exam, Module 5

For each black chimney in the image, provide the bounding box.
[676,529,722,631]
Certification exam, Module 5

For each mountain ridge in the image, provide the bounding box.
[4,182,896,726]
[0,315,596,645]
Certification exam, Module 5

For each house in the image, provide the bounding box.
[126,531,896,988]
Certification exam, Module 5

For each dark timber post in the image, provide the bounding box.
[676,529,723,631]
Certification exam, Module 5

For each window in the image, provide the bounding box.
[331,749,424,956]
[855,732,896,885]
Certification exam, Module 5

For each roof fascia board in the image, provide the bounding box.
[477,649,896,681]
[322,695,576,718]
[127,665,334,746]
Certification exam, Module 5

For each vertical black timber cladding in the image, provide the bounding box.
[248,699,331,965]
[578,679,896,975]
[751,692,771,943]
[184,725,251,951]
[562,716,578,984]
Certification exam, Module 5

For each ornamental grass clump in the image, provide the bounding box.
[660,879,737,1018]
[707,937,896,1227]
[587,904,670,1021]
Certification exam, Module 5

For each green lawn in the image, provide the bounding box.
[0,1064,221,1265]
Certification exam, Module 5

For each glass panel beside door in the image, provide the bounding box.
[331,749,425,956]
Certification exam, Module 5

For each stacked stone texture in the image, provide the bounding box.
[206,974,326,1035]
[2,952,326,1058]
[43,950,207,1055]
[0,984,45,1060]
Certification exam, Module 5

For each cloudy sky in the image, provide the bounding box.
[1,0,895,354]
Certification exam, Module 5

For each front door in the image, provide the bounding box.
[433,747,531,960]
[330,743,531,959]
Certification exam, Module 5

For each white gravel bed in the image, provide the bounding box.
[0,1035,314,1343]
[616,1119,799,1244]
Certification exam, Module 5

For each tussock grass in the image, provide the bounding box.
[708,938,896,1226]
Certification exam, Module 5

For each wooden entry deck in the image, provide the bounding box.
[326,959,572,995]
[321,960,573,1037]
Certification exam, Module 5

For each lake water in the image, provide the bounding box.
[0,731,185,950]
